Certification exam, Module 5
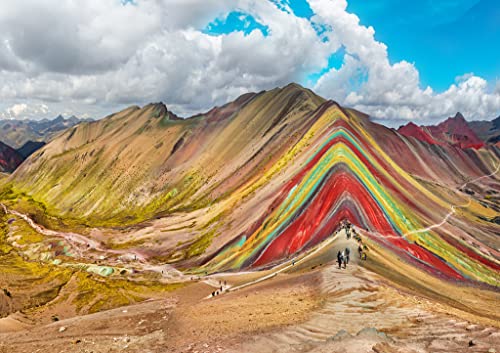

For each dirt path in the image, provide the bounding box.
[205,229,346,297]
[233,233,500,353]
[1,203,203,284]
[1,203,145,260]
[2,227,499,352]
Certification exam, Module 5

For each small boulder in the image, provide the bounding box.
[329,329,352,341]
[357,327,394,343]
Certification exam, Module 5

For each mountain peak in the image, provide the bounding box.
[435,113,466,128]
[147,101,183,121]
[281,82,318,97]
[283,82,306,90]
[0,114,84,148]
[53,114,65,123]
[401,121,418,128]
[152,101,168,114]
[425,112,484,148]
[398,121,441,145]
[440,112,471,130]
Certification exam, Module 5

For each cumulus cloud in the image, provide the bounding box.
[7,103,28,117]
[0,102,50,120]
[0,0,336,118]
[310,0,500,122]
[0,0,498,122]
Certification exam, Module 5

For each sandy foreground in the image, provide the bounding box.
[1,235,499,353]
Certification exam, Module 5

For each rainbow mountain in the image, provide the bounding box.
[3,84,499,286]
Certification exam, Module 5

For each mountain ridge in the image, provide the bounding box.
[0,141,23,172]
[2,83,498,289]
[0,114,92,149]
[398,112,486,149]
[469,115,500,145]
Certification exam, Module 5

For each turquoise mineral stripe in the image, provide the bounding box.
[238,145,409,267]
[230,128,433,269]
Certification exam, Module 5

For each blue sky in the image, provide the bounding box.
[345,0,499,91]
[304,0,498,92]
[205,0,499,92]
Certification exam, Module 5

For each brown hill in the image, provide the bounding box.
[8,83,325,225]
[469,115,500,145]
[0,142,23,172]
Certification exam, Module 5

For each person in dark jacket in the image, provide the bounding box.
[345,247,350,264]
[337,250,343,269]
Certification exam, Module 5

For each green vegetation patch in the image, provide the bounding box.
[185,228,217,258]
[9,219,45,245]
[0,210,186,318]
[73,272,185,314]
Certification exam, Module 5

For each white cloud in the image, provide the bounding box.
[0,0,497,122]
[1,102,51,120]
[6,103,27,117]
[0,0,336,118]
[309,0,500,122]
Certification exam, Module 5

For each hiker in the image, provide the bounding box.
[342,250,347,268]
[292,259,295,266]
[358,244,363,258]
[337,251,343,269]
[345,247,350,264]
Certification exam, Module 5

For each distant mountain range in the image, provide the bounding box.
[0,114,92,172]
[16,140,46,159]
[0,105,498,176]
[0,141,24,173]
[397,112,499,149]
[0,115,92,149]
[469,115,500,145]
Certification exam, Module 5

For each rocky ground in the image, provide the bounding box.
[1,231,499,352]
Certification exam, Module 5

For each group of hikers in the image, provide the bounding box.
[336,219,368,268]
[342,219,353,239]
[211,280,227,297]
